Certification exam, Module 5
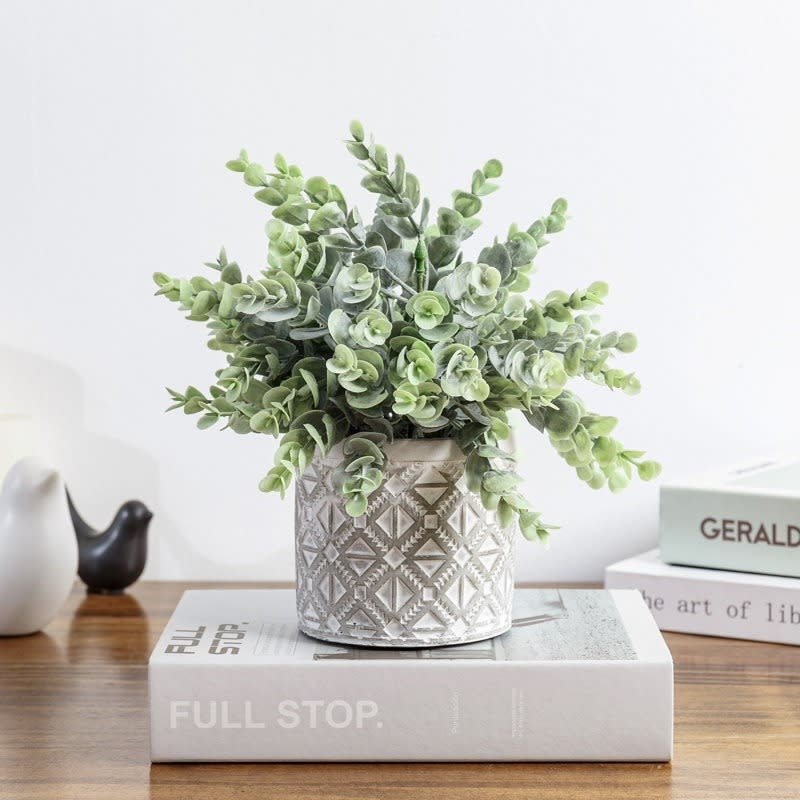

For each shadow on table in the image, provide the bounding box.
[67,591,150,664]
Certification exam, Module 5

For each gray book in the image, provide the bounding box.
[149,588,672,762]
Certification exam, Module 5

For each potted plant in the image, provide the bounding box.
[154,122,659,647]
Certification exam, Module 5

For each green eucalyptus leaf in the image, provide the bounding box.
[404,173,420,207]
[220,263,242,284]
[309,201,345,232]
[361,172,394,195]
[305,176,331,204]
[197,413,218,430]
[345,494,368,516]
[544,394,582,438]
[452,191,481,218]
[428,236,460,269]
[379,199,414,217]
[381,215,417,239]
[437,207,463,235]
[289,327,328,341]
[349,120,365,142]
[273,199,308,226]
[372,143,389,171]
[483,159,503,178]
[354,246,386,270]
[254,187,284,205]
[477,243,512,280]
[497,498,514,528]
[482,470,522,494]
[243,163,266,186]
[346,141,369,160]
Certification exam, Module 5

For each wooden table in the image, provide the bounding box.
[1,582,798,799]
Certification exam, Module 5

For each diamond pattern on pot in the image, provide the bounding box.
[295,447,515,647]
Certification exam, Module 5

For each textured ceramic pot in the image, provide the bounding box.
[294,439,515,647]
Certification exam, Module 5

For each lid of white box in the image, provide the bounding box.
[662,457,800,496]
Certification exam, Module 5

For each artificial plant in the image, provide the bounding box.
[154,122,659,542]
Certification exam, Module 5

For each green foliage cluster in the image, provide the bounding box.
[155,122,659,542]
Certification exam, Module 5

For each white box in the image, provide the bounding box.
[660,457,800,578]
[149,589,673,762]
[606,548,800,645]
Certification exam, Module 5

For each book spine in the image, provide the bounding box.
[660,486,800,578]
[605,565,800,645]
[149,659,671,762]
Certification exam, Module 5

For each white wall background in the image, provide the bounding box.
[3,0,800,582]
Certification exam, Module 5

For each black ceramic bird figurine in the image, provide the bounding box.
[66,490,152,594]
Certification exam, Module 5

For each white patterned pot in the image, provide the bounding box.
[294,439,515,647]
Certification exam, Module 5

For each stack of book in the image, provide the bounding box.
[606,458,800,645]
[149,588,673,762]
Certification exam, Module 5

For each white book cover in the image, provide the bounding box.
[605,548,800,645]
[660,457,800,578]
[149,588,672,762]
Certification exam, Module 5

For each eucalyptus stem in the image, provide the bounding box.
[414,236,428,293]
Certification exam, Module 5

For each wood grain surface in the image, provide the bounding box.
[1,581,798,799]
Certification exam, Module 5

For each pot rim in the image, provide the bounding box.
[319,437,466,466]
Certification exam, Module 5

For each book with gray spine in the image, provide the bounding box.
[148,588,673,762]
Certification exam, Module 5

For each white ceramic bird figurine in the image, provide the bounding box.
[0,458,77,635]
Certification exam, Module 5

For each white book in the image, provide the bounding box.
[660,457,800,578]
[149,588,672,762]
[605,549,800,645]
